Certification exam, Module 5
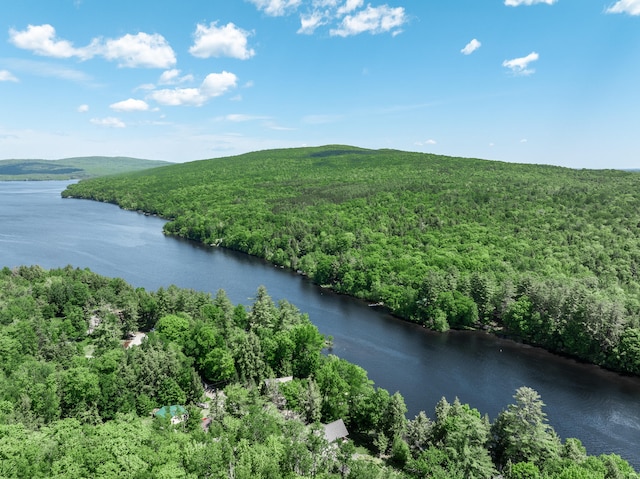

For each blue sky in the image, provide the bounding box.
[1,0,639,168]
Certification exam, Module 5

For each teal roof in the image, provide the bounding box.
[155,405,186,418]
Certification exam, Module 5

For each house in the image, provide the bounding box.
[154,405,187,424]
[323,419,349,443]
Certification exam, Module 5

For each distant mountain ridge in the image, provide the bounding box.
[0,156,170,180]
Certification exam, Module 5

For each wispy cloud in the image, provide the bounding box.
[247,0,302,16]
[503,51,539,75]
[222,114,271,122]
[0,70,19,82]
[77,104,89,113]
[248,0,407,36]
[1,58,92,83]
[189,22,255,60]
[9,24,176,68]
[461,39,481,55]
[504,0,557,5]
[605,0,640,15]
[90,117,125,128]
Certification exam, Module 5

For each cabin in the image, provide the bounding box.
[154,405,187,424]
[323,418,349,443]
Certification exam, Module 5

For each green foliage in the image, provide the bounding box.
[61,145,640,376]
[0,266,637,478]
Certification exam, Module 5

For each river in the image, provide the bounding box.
[1,180,639,467]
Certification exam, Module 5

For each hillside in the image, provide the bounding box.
[62,145,640,376]
[2,266,635,477]
[0,156,170,180]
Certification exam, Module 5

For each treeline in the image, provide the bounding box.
[62,146,640,375]
[0,266,637,478]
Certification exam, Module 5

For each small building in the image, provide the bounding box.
[154,405,187,425]
[323,419,349,443]
[264,376,293,388]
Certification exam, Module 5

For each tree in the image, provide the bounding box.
[491,386,561,469]
[405,411,433,456]
[202,347,235,385]
[431,397,496,479]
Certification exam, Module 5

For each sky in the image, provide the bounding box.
[1,0,639,168]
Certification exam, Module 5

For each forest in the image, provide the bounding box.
[62,145,640,376]
[0,157,168,181]
[0,265,637,478]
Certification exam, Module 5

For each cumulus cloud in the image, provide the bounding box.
[605,0,640,15]
[9,24,94,59]
[148,71,237,107]
[461,38,481,55]
[77,104,89,112]
[504,0,557,5]
[0,70,19,82]
[330,5,407,37]
[503,51,539,75]
[102,33,176,68]
[110,98,149,112]
[90,117,125,128]
[189,22,255,60]
[158,69,194,85]
[248,0,302,16]
[8,24,176,68]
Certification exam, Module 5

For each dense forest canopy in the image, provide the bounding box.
[0,265,636,478]
[62,145,640,376]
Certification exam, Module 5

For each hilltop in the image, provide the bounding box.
[0,156,170,180]
[62,145,640,376]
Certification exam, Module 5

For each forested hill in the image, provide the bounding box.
[0,156,170,180]
[63,145,640,376]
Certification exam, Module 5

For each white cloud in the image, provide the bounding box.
[224,114,269,122]
[461,38,481,55]
[90,117,125,128]
[330,5,407,37]
[248,0,302,16]
[605,0,640,15]
[9,24,94,59]
[337,0,364,15]
[149,71,238,107]
[110,98,149,112]
[415,139,437,146]
[0,70,19,82]
[189,22,255,60]
[503,51,539,75]
[298,11,327,34]
[504,0,557,5]
[8,24,175,69]
[2,58,92,83]
[102,33,176,68]
[77,104,89,113]
[158,69,194,85]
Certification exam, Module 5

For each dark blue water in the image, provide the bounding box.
[1,181,639,467]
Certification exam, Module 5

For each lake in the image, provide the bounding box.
[1,180,639,467]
